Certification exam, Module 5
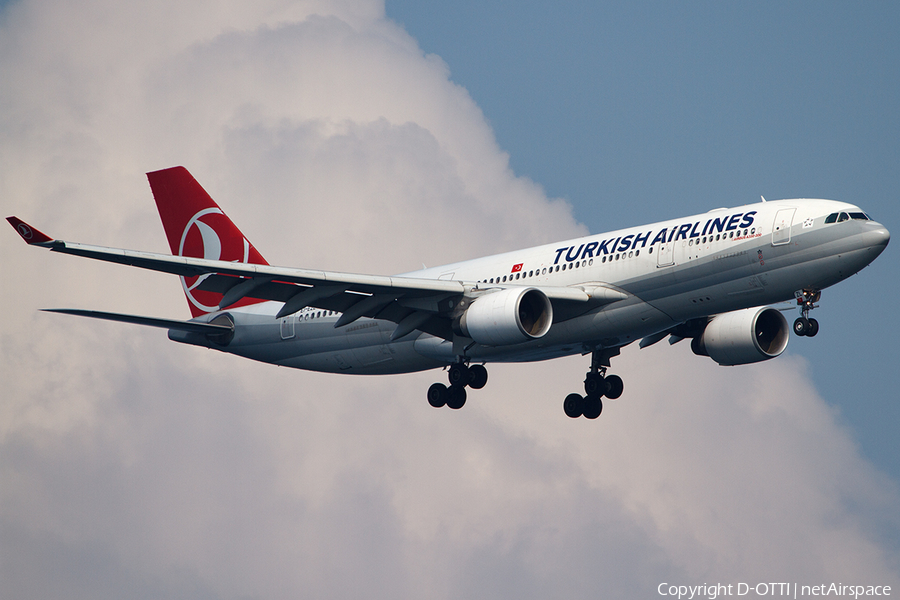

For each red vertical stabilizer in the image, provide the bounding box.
[147,166,269,317]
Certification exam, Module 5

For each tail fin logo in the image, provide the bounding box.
[179,208,250,314]
[16,223,35,240]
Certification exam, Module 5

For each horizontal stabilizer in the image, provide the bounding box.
[41,309,233,334]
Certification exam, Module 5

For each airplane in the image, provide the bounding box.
[7,167,890,419]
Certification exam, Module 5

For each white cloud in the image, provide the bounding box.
[1,1,898,598]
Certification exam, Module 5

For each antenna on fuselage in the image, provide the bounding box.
[761,196,767,202]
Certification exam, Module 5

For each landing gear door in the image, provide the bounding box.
[772,208,796,246]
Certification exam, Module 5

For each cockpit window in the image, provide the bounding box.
[826,211,871,224]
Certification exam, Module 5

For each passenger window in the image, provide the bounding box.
[503,276,507,282]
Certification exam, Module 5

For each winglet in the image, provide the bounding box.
[6,217,55,245]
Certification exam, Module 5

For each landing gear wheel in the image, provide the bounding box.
[583,396,603,419]
[584,373,609,398]
[446,385,467,410]
[563,393,585,419]
[448,363,469,387]
[468,364,488,389]
[427,383,447,408]
[605,375,624,400]
[794,317,810,337]
[807,318,819,337]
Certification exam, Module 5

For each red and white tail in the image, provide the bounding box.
[148,166,269,317]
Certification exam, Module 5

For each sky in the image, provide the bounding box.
[1,1,898,598]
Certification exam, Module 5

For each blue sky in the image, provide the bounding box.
[387,1,900,480]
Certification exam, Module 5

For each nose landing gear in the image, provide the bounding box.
[563,347,624,419]
[794,289,821,337]
[427,361,488,410]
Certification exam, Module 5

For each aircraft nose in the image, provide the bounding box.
[869,223,890,247]
[863,222,890,253]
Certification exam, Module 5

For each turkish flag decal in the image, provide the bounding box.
[511,263,523,273]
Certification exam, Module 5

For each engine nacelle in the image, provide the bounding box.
[691,306,789,366]
[457,287,553,346]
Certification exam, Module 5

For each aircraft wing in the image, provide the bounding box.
[8,217,622,340]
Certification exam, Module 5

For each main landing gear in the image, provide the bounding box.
[793,289,821,337]
[427,361,488,410]
[563,348,624,419]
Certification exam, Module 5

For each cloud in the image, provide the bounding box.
[1,1,898,598]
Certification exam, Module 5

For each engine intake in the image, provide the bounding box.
[457,287,553,346]
[691,306,789,366]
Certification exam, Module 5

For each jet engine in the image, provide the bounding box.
[691,306,789,366]
[457,287,553,346]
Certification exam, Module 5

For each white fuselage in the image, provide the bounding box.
[176,198,889,374]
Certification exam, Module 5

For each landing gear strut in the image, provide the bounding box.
[563,347,625,419]
[427,360,488,410]
[793,289,821,337]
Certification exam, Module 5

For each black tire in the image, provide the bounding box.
[583,396,603,419]
[446,385,467,410]
[468,364,488,389]
[427,383,447,408]
[807,318,819,337]
[563,393,585,418]
[448,363,469,387]
[793,317,809,336]
[605,375,624,400]
[584,373,609,398]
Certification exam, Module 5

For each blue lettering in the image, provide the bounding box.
[674,223,692,241]
[726,214,742,231]
[701,219,711,236]
[740,211,757,228]
[633,230,651,248]
[668,228,677,242]
[617,235,634,252]
[553,247,567,265]
[566,244,585,262]
[710,217,726,233]
[598,238,614,255]
[689,221,702,238]
[581,241,598,259]
[651,229,668,245]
